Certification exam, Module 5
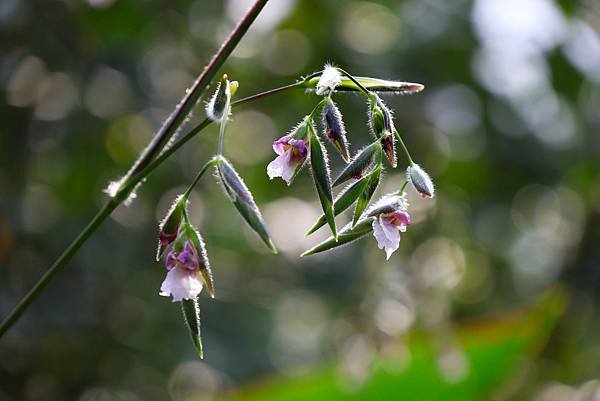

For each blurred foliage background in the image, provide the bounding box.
[1,0,600,400]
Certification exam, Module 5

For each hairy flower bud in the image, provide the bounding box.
[333,141,380,187]
[322,99,350,162]
[217,157,277,253]
[206,74,231,122]
[156,195,187,261]
[407,163,435,198]
[369,95,397,167]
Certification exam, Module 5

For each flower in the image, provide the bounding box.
[160,241,205,302]
[267,134,308,185]
[369,193,411,259]
[407,163,435,198]
[315,64,342,96]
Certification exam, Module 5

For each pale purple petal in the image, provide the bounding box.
[159,266,203,302]
[372,215,400,260]
[267,150,294,184]
[166,251,177,270]
[272,135,292,155]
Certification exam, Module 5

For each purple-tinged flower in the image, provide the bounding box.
[407,163,435,198]
[267,134,309,185]
[156,195,187,261]
[368,193,411,259]
[160,241,206,302]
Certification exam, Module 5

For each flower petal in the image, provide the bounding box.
[272,135,292,155]
[372,215,400,260]
[160,267,203,302]
[267,151,294,183]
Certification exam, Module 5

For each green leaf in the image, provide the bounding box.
[217,157,277,253]
[309,123,336,239]
[181,298,203,359]
[333,141,380,187]
[215,288,567,401]
[353,164,381,226]
[301,218,374,256]
[305,177,371,236]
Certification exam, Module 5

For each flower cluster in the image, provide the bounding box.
[152,66,434,358]
[268,64,433,259]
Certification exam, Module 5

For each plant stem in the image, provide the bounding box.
[233,81,304,107]
[336,68,372,98]
[0,0,271,339]
[0,200,118,338]
[183,158,220,199]
[0,79,303,339]
[126,0,270,180]
[393,129,414,165]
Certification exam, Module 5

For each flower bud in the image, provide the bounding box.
[369,95,397,167]
[367,192,410,218]
[217,156,278,253]
[156,195,187,261]
[206,74,231,122]
[308,121,337,239]
[333,141,380,187]
[322,99,350,162]
[315,64,342,96]
[407,163,435,198]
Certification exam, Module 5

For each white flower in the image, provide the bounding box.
[316,64,342,96]
[267,134,308,185]
[370,197,412,259]
[160,266,204,302]
[159,241,204,302]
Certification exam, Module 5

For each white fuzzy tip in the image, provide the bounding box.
[316,64,342,96]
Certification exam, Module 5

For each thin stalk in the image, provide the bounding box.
[233,81,303,107]
[336,68,372,98]
[308,98,329,121]
[393,129,414,165]
[183,158,220,199]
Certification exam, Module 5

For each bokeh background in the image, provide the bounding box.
[1,0,600,400]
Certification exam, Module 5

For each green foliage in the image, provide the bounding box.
[218,289,566,401]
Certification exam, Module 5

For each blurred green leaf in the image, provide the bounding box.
[217,288,566,401]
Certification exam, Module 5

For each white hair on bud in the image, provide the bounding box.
[316,64,342,96]
[205,80,231,123]
[407,164,435,198]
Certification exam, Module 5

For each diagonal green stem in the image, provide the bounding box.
[0,0,272,339]
[0,200,119,337]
